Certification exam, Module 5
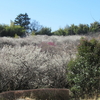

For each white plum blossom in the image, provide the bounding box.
[0,35,85,91]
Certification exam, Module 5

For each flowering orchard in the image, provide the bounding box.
[0,35,83,91]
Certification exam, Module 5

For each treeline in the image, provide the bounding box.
[0,21,25,37]
[0,13,42,37]
[52,22,100,36]
[0,13,100,37]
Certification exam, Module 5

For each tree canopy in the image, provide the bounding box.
[0,21,25,37]
[0,12,100,37]
[14,13,30,32]
[35,27,52,36]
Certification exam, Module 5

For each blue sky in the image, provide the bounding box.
[0,0,100,31]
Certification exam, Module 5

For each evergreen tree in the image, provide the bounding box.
[89,21,100,32]
[14,13,30,32]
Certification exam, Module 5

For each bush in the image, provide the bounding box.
[35,27,52,36]
[0,44,68,92]
[0,22,25,37]
[67,38,100,99]
[0,88,70,100]
[53,28,66,36]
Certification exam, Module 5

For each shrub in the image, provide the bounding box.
[67,38,100,99]
[35,27,52,36]
[0,23,25,37]
[0,88,70,100]
[47,42,56,46]
[14,34,19,38]
[0,45,68,92]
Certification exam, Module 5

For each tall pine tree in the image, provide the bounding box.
[14,13,30,32]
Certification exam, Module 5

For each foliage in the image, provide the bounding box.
[0,24,6,36]
[0,22,25,37]
[14,34,19,38]
[53,28,66,36]
[67,38,100,99]
[1,12,100,37]
[35,27,52,36]
[52,21,100,36]
[14,13,30,32]
[89,21,100,32]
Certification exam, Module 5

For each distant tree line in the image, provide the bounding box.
[0,21,25,37]
[52,22,100,36]
[0,13,43,37]
[0,13,100,37]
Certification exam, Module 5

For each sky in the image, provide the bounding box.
[0,0,100,32]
